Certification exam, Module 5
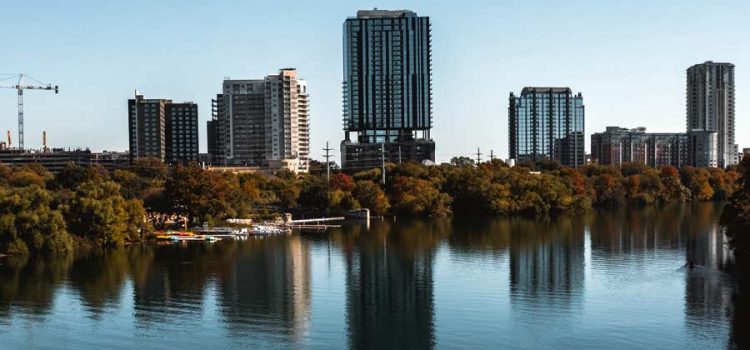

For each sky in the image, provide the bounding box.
[2,0,749,163]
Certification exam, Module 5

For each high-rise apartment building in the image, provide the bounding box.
[509,87,585,167]
[166,103,199,163]
[207,68,309,173]
[128,94,198,163]
[686,61,737,168]
[340,10,434,169]
[590,127,688,168]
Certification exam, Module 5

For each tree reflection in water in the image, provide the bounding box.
[0,204,746,348]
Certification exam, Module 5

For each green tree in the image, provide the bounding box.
[450,156,475,168]
[721,157,750,271]
[353,180,390,216]
[265,174,301,210]
[63,181,131,247]
[123,199,151,241]
[163,165,235,224]
[660,166,690,202]
[681,166,714,201]
[8,164,52,188]
[0,185,73,255]
[298,177,330,212]
[389,176,451,217]
[52,163,109,190]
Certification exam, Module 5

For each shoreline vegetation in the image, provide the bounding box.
[721,158,750,271]
[720,158,750,348]
[0,157,745,256]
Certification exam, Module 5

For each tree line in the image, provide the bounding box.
[721,157,750,271]
[0,157,743,256]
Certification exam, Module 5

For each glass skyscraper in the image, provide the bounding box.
[686,61,737,168]
[509,87,585,167]
[341,9,434,169]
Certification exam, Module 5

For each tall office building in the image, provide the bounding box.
[686,61,737,168]
[208,68,310,173]
[341,10,434,169]
[509,87,585,167]
[590,126,688,168]
[128,94,198,163]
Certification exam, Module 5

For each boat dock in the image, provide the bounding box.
[154,215,349,243]
[286,217,345,231]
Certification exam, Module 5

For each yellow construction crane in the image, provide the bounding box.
[0,74,59,149]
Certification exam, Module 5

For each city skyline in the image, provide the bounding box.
[2,0,749,163]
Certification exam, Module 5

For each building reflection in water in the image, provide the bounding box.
[338,219,446,350]
[507,216,586,319]
[130,244,212,325]
[681,204,734,341]
[0,203,749,348]
[588,205,683,256]
[589,203,735,345]
[218,236,311,342]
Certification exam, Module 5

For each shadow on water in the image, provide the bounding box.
[0,203,747,348]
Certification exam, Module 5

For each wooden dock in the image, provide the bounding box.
[287,217,345,224]
[286,217,345,232]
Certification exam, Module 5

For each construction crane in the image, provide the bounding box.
[0,74,59,149]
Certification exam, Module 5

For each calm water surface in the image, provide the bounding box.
[0,204,743,349]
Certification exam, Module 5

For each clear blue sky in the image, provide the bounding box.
[2,0,748,163]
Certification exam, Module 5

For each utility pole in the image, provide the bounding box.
[381,142,386,185]
[475,147,482,165]
[490,150,495,161]
[323,141,333,183]
[398,146,402,164]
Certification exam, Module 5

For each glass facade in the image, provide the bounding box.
[341,10,434,169]
[509,87,585,167]
[343,10,432,136]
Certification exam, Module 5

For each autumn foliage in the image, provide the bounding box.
[1,158,744,256]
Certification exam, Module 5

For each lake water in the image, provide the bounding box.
[0,203,743,349]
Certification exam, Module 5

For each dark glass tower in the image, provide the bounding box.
[341,10,434,169]
[509,87,585,167]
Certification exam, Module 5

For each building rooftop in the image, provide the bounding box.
[689,61,735,68]
[355,9,417,19]
[519,87,572,96]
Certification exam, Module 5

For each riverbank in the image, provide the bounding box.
[0,159,743,256]
[721,158,750,274]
